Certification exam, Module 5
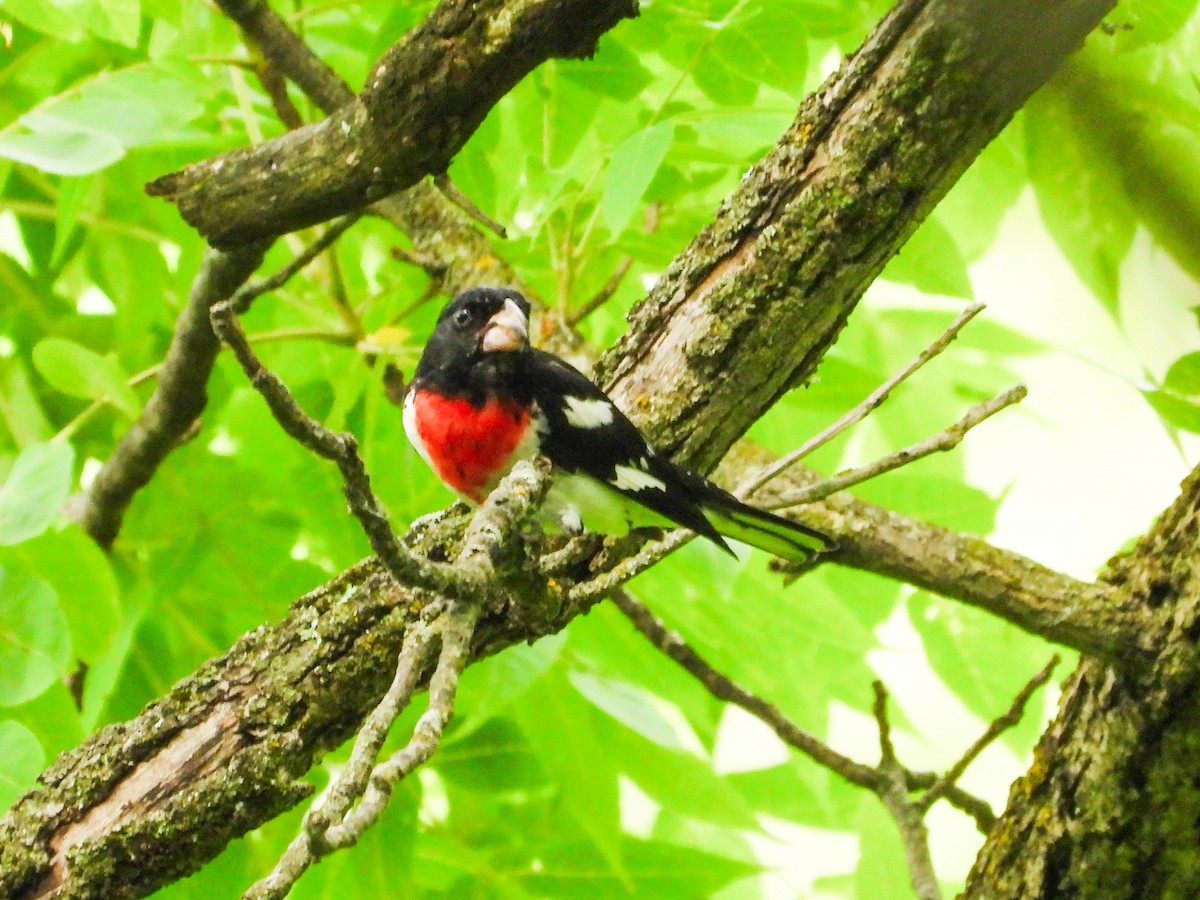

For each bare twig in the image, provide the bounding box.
[433,173,508,238]
[872,682,943,900]
[904,770,995,833]
[209,299,476,601]
[568,255,633,326]
[253,57,305,129]
[612,586,1033,897]
[244,457,549,899]
[769,385,1027,510]
[566,529,696,608]
[228,213,363,315]
[872,681,898,766]
[610,589,883,787]
[917,655,1059,815]
[322,601,479,846]
[243,609,443,899]
[742,302,985,497]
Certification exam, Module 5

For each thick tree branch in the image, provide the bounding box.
[147,0,639,247]
[212,0,538,303]
[965,464,1200,897]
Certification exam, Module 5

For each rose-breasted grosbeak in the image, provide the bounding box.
[404,286,832,563]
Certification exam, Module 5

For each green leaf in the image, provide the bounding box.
[437,717,549,793]
[0,355,54,449]
[852,794,913,898]
[0,441,74,546]
[51,175,94,270]
[0,130,125,177]
[88,0,141,46]
[455,632,566,733]
[711,5,809,97]
[910,592,1060,752]
[1109,0,1196,48]
[2,527,120,665]
[570,670,702,754]
[882,214,974,299]
[0,0,86,40]
[561,36,654,101]
[1144,388,1200,434]
[602,122,675,235]
[520,836,759,898]
[935,121,1025,261]
[32,337,140,417]
[0,63,210,176]
[1146,351,1200,433]
[1025,90,1136,314]
[517,673,624,879]
[0,565,73,706]
[0,720,45,810]
[1163,352,1200,394]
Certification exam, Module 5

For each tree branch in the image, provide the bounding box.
[871,683,942,900]
[147,0,639,247]
[740,302,986,497]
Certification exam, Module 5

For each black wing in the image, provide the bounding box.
[526,350,732,551]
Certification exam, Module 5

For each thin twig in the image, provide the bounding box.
[244,612,442,899]
[229,213,364,314]
[254,58,305,129]
[871,681,898,765]
[769,385,1027,510]
[209,300,476,601]
[903,770,995,834]
[917,655,1059,814]
[742,302,985,498]
[323,601,479,846]
[871,682,943,900]
[566,529,695,608]
[567,255,633,326]
[244,460,550,898]
[611,589,882,789]
[433,173,508,238]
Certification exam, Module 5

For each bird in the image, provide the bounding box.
[403,286,833,564]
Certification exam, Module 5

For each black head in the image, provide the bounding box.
[413,287,533,402]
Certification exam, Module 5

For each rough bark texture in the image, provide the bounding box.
[147,0,639,247]
[964,467,1200,898]
[0,0,1133,897]
[601,0,1114,471]
[214,0,536,300]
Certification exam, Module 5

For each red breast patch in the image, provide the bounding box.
[412,391,532,503]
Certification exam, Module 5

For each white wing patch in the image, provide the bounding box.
[562,395,615,429]
[612,459,666,493]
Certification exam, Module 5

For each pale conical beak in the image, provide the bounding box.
[480,298,529,353]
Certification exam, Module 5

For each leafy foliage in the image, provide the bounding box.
[1,0,1199,897]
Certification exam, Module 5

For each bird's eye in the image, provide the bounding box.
[452,308,472,329]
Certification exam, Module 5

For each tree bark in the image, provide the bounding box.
[964,465,1200,898]
[146,0,639,248]
[0,0,1137,897]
